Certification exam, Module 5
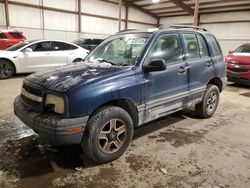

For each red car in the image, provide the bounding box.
[0,30,26,50]
[225,43,250,85]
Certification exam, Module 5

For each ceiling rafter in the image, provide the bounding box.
[122,0,159,19]
[168,0,194,15]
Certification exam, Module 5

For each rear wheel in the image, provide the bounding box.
[0,60,15,79]
[81,106,133,163]
[195,84,220,118]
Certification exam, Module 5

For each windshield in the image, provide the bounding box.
[234,45,250,53]
[85,33,151,66]
[6,41,31,51]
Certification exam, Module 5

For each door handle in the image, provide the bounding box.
[177,67,188,75]
[206,61,212,67]
[44,53,50,55]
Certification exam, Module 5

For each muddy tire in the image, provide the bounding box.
[0,60,15,79]
[195,84,220,118]
[81,106,133,163]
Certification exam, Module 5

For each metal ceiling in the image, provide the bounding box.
[121,0,250,18]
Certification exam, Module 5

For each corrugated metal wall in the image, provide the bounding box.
[0,0,157,42]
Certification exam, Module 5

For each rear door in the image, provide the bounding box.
[20,41,52,72]
[51,41,80,65]
[181,32,215,101]
[143,33,190,123]
[50,41,70,66]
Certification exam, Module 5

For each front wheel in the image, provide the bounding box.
[195,84,220,118]
[0,60,15,79]
[81,106,133,163]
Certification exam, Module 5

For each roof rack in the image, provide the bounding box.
[159,25,208,32]
[118,29,138,33]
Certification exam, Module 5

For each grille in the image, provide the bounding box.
[21,95,41,110]
[227,67,249,73]
[21,83,43,112]
[23,83,42,96]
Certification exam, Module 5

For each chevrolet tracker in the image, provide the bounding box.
[14,25,227,163]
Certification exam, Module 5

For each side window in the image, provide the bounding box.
[28,42,52,52]
[207,35,222,56]
[183,33,200,60]
[70,44,78,50]
[0,33,8,39]
[9,32,23,39]
[52,42,71,51]
[197,35,209,58]
[148,34,183,65]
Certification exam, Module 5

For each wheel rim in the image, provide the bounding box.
[98,119,127,154]
[0,62,12,78]
[206,91,217,113]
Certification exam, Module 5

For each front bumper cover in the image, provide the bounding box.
[14,95,89,145]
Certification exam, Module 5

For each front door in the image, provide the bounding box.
[20,41,52,72]
[143,33,190,123]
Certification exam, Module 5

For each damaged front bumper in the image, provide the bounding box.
[14,95,89,145]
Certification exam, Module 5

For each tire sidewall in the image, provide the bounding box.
[202,85,220,117]
[82,106,133,163]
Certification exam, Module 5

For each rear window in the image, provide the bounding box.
[9,32,23,39]
[183,33,200,60]
[0,33,8,39]
[234,45,250,53]
[207,35,222,56]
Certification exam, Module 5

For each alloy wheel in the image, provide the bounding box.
[98,119,127,154]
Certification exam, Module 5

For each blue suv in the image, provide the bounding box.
[14,25,227,163]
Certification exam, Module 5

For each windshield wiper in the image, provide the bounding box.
[97,58,116,66]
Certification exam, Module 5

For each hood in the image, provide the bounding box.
[0,50,19,56]
[226,53,250,63]
[26,62,127,92]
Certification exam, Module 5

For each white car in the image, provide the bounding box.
[0,40,89,79]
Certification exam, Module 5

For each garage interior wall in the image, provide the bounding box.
[0,0,157,41]
[160,11,250,55]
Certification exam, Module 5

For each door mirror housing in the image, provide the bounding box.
[228,50,233,54]
[143,59,166,72]
[23,48,33,53]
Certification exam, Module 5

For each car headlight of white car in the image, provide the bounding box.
[45,94,65,114]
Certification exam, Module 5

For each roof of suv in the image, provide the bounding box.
[118,25,210,35]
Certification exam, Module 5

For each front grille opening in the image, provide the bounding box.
[227,67,250,73]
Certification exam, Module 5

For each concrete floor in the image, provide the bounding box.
[0,76,250,188]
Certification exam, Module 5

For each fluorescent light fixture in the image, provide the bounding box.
[152,0,160,3]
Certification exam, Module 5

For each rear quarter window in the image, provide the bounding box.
[206,35,222,56]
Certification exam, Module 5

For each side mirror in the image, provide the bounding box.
[228,50,233,54]
[143,59,166,72]
[23,48,33,53]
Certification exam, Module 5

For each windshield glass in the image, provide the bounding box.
[5,40,38,51]
[234,45,250,53]
[85,33,151,66]
[6,41,31,51]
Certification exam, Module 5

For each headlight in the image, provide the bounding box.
[45,94,64,114]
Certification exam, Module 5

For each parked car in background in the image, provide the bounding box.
[73,38,103,52]
[14,25,227,163]
[0,40,89,79]
[225,43,250,85]
[0,30,26,50]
